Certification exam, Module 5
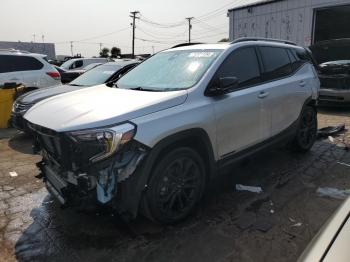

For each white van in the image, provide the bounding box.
[60,58,110,71]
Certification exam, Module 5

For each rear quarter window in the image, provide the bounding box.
[0,55,43,73]
[259,46,292,81]
[14,56,44,71]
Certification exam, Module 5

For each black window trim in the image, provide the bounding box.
[205,45,264,95]
[204,45,314,97]
[255,46,312,86]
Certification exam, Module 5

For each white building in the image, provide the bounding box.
[228,0,350,46]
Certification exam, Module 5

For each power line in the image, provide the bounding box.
[137,26,186,40]
[136,37,186,45]
[139,14,186,28]
[192,31,228,41]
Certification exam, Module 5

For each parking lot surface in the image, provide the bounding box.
[0,108,350,262]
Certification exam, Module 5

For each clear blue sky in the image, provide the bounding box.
[1,0,237,57]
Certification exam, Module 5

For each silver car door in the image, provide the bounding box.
[211,47,268,158]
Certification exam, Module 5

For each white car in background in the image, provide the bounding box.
[0,49,61,90]
[60,57,110,71]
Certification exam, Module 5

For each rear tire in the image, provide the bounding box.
[291,106,317,152]
[144,147,206,224]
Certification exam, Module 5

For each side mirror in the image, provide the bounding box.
[208,77,239,96]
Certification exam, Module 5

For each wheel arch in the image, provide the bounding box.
[143,128,217,183]
[116,128,217,220]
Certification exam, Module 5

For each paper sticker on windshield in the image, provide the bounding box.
[188,52,215,58]
[102,71,114,75]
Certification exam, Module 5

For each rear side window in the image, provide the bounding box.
[216,47,261,88]
[259,47,292,81]
[0,55,43,73]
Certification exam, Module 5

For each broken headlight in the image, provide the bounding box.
[67,123,135,163]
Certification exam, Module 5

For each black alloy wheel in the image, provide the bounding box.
[293,106,317,152]
[145,147,206,224]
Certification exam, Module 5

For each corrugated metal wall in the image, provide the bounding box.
[229,0,350,46]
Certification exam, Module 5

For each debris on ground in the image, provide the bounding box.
[253,219,274,233]
[289,217,296,223]
[337,161,350,168]
[328,136,335,143]
[318,124,346,138]
[316,187,350,199]
[9,171,18,177]
[236,211,256,230]
[235,184,263,193]
[291,222,302,227]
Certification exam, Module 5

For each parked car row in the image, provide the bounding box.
[14,38,320,225]
[0,49,117,90]
[11,60,139,130]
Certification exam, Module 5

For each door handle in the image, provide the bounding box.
[258,91,269,99]
[299,80,306,87]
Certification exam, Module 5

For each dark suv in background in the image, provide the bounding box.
[310,38,350,106]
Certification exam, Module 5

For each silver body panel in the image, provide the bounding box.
[25,41,319,162]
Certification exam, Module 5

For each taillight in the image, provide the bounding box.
[46,72,61,80]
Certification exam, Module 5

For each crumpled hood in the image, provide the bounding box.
[18,85,86,104]
[24,85,188,132]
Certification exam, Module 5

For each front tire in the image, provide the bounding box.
[145,147,206,224]
[291,106,317,152]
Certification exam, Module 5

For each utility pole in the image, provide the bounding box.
[99,43,103,52]
[32,34,36,43]
[186,17,194,43]
[70,41,74,56]
[130,11,140,58]
[42,34,45,43]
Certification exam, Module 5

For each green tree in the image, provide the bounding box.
[110,47,121,58]
[99,47,110,58]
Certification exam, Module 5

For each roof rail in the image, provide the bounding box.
[231,37,297,46]
[171,42,204,48]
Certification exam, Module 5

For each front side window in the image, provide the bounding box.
[259,47,292,81]
[215,47,261,88]
[117,49,222,91]
[69,64,122,86]
[71,60,83,69]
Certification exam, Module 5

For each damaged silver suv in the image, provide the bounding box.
[25,38,320,224]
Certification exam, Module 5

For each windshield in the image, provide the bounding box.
[69,64,122,86]
[117,49,222,91]
[60,60,75,70]
[83,63,102,71]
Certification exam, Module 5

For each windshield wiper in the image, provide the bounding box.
[68,84,82,86]
[129,86,161,92]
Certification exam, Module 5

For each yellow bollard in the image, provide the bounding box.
[0,87,16,128]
